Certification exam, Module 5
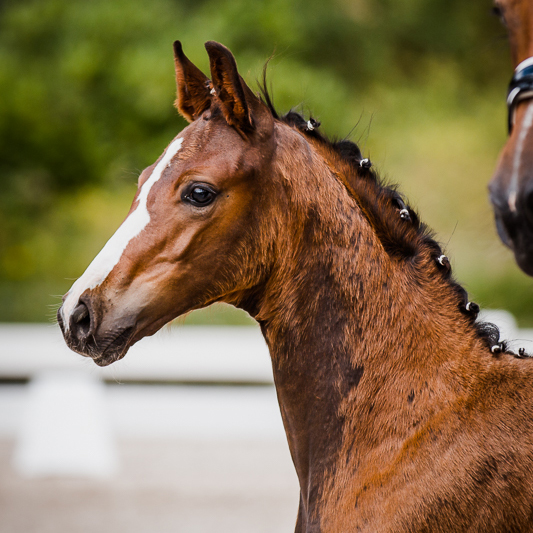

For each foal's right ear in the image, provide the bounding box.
[173,41,211,122]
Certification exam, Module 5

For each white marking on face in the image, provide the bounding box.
[509,102,533,213]
[61,137,184,330]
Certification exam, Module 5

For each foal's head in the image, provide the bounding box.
[59,41,490,366]
[491,0,533,275]
[59,42,280,365]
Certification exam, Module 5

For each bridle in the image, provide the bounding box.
[507,56,533,133]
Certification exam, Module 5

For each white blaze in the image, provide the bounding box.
[61,137,184,330]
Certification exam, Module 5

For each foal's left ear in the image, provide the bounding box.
[173,40,211,122]
[205,41,264,136]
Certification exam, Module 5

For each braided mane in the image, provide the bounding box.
[259,81,515,356]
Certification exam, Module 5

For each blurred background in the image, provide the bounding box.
[1,0,532,532]
[0,0,531,325]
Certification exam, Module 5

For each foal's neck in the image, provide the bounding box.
[247,131,483,525]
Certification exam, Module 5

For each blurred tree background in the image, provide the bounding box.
[0,0,531,325]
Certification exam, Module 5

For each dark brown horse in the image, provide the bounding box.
[59,41,533,532]
[491,0,533,275]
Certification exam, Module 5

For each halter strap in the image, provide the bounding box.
[507,57,533,133]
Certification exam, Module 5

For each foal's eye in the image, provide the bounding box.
[183,185,217,207]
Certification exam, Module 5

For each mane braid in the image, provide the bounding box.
[257,81,519,357]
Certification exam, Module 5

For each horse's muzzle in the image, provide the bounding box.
[57,300,134,366]
[492,201,533,276]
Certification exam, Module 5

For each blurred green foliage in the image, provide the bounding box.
[1,0,531,325]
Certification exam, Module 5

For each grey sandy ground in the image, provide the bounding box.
[0,384,299,533]
[0,438,299,533]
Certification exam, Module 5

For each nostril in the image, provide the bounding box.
[71,301,92,338]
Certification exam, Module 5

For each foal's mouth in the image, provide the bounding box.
[90,326,136,366]
[59,316,135,366]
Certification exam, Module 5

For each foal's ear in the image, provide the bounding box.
[173,40,211,122]
[205,41,263,135]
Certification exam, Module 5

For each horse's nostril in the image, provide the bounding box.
[71,301,92,338]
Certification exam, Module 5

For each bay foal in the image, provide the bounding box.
[59,41,533,532]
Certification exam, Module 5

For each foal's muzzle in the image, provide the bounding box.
[57,298,134,366]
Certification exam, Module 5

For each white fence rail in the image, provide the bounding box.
[0,324,273,383]
[0,324,276,478]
